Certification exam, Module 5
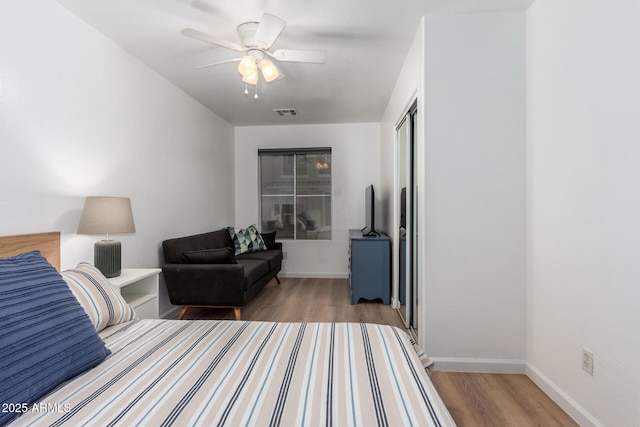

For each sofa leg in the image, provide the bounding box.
[233,307,242,321]
[275,275,281,285]
[178,306,190,320]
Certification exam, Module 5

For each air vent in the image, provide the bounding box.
[274,108,297,116]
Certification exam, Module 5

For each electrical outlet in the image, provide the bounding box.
[582,348,594,376]
[283,251,288,260]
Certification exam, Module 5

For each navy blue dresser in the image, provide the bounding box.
[348,229,390,304]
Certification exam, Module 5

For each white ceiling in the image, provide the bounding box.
[57,0,534,126]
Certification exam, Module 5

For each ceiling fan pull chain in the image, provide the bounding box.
[244,81,249,96]
[254,80,259,100]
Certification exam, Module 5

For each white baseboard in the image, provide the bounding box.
[526,363,603,427]
[279,272,349,279]
[430,357,526,374]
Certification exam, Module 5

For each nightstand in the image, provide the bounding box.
[108,268,161,319]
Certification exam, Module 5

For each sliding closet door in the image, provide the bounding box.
[397,116,409,324]
[397,101,418,333]
[408,104,418,332]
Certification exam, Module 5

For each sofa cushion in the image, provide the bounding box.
[236,259,269,289]
[61,263,137,332]
[236,249,283,271]
[182,248,236,264]
[0,251,110,425]
[227,224,267,256]
[162,230,233,263]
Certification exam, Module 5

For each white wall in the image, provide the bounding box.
[0,1,235,318]
[235,123,381,277]
[421,12,527,370]
[527,1,640,425]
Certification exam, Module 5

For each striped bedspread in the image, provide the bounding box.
[9,320,455,426]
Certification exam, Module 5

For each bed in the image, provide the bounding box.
[0,232,455,426]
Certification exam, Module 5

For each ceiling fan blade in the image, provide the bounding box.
[196,58,241,69]
[181,28,245,52]
[269,49,327,64]
[254,13,286,49]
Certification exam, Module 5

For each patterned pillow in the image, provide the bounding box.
[227,224,267,255]
[0,251,110,425]
[62,263,136,332]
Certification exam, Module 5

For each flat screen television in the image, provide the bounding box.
[362,185,379,236]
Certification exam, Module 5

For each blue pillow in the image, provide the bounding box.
[0,251,110,425]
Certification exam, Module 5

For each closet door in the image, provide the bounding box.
[397,101,418,334]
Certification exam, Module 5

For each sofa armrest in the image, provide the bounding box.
[162,263,246,307]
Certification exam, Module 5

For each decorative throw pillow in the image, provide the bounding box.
[260,231,278,250]
[61,262,136,332]
[0,251,110,425]
[227,224,267,255]
[183,248,237,264]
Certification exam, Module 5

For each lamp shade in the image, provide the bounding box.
[77,197,135,278]
[77,197,135,237]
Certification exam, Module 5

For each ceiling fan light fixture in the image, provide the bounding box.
[242,68,259,85]
[259,59,279,83]
[237,55,256,77]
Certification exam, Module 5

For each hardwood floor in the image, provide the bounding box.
[430,372,578,426]
[182,277,406,327]
[181,277,576,426]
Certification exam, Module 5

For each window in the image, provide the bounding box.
[259,148,332,240]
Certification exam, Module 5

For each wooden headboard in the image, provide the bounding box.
[0,232,61,271]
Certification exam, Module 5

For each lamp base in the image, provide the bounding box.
[94,240,121,278]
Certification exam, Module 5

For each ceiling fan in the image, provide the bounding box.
[181,13,327,99]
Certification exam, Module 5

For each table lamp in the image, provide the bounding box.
[77,196,136,278]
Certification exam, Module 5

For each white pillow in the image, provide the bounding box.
[61,263,136,332]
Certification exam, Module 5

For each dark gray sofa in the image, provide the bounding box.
[162,229,282,320]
